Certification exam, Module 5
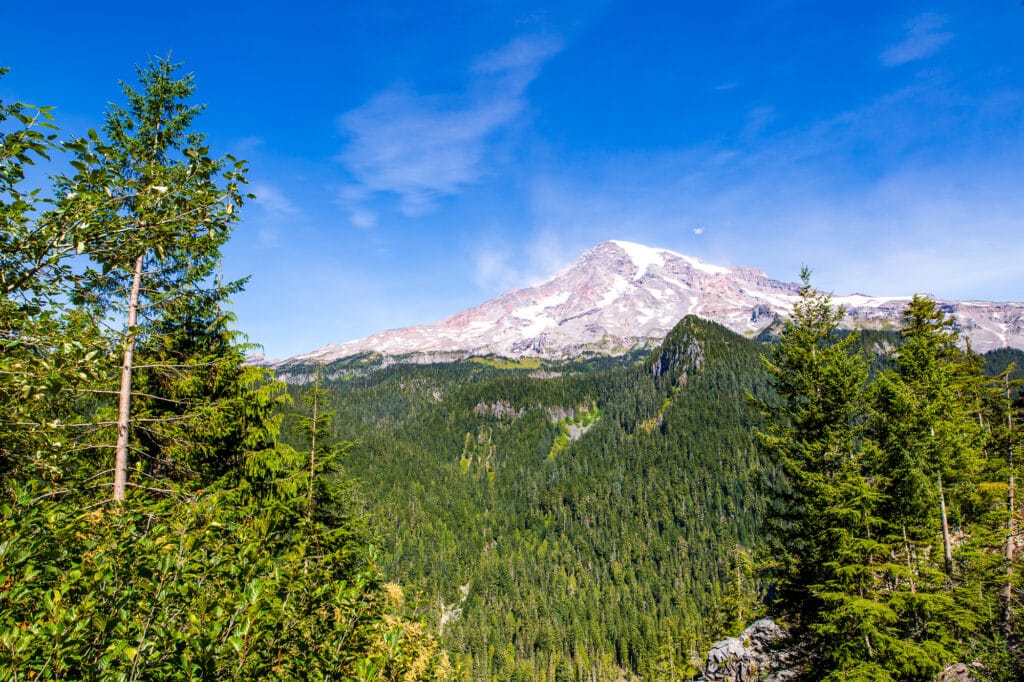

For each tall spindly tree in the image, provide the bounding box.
[57,57,249,500]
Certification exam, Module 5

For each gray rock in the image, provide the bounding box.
[697,619,798,682]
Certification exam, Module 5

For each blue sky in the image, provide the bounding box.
[3,1,1023,358]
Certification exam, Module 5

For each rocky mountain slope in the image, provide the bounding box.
[279,240,1024,366]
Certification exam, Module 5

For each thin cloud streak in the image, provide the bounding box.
[881,13,953,67]
[470,229,572,294]
[338,35,562,219]
[249,183,301,218]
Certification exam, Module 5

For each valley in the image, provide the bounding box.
[281,317,775,679]
[280,312,1024,680]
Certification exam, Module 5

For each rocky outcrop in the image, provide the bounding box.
[696,622,989,681]
[696,619,798,682]
[473,400,525,419]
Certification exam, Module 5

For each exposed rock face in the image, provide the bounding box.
[697,623,986,681]
[472,400,525,419]
[697,619,797,682]
[277,240,1024,367]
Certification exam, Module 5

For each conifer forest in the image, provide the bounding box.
[3,60,1024,681]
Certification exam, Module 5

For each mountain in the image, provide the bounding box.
[280,240,1024,366]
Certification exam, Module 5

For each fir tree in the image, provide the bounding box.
[56,57,249,500]
[756,269,894,676]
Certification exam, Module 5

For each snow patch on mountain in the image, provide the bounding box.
[609,240,665,279]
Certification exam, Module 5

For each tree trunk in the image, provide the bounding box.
[306,379,318,522]
[113,254,144,501]
[1005,376,1016,629]
[902,522,917,594]
[938,472,953,577]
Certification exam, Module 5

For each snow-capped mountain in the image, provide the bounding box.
[280,240,1024,366]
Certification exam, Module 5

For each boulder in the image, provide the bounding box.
[697,619,797,682]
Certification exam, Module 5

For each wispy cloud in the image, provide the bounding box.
[337,35,562,222]
[246,183,301,248]
[232,136,265,156]
[348,208,377,230]
[881,14,953,67]
[472,247,519,291]
[339,89,520,215]
[741,106,777,140]
[250,183,301,218]
[470,229,571,293]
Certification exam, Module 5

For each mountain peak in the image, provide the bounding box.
[277,241,1024,368]
[603,240,668,280]
[591,240,734,279]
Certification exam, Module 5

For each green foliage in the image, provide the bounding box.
[59,58,247,310]
[0,68,104,483]
[283,316,775,680]
[760,283,1024,679]
[755,269,897,674]
[0,62,449,680]
[470,356,543,370]
[0,446,452,680]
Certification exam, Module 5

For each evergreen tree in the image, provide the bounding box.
[294,363,352,523]
[870,296,1001,674]
[756,269,896,677]
[56,57,250,499]
[992,366,1023,638]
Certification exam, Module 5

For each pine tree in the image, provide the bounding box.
[993,367,1024,638]
[296,363,342,521]
[56,57,249,500]
[756,269,893,676]
[868,295,991,676]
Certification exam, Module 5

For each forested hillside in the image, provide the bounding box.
[286,306,1024,680]
[282,317,777,679]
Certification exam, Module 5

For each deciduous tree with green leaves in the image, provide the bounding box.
[0,67,103,485]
